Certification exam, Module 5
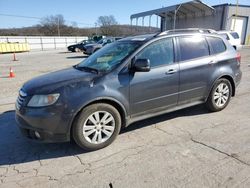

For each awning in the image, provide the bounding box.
[130,0,215,20]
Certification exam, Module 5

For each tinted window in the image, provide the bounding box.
[136,38,174,67]
[231,32,240,39]
[207,37,226,54]
[178,36,209,61]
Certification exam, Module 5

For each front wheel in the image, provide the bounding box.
[206,78,232,112]
[73,103,121,151]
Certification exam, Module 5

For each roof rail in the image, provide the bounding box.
[158,28,217,36]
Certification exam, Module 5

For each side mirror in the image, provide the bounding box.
[133,59,151,72]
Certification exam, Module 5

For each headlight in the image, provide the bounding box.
[27,94,60,107]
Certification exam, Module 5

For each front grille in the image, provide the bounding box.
[16,89,27,110]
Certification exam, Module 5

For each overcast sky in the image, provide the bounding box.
[0,0,250,28]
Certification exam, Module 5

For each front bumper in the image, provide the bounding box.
[84,48,94,55]
[15,106,74,143]
[68,47,75,52]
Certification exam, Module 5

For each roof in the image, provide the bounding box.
[213,3,250,8]
[119,28,222,42]
[130,0,215,19]
[119,34,156,42]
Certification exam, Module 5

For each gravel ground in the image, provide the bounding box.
[0,48,250,188]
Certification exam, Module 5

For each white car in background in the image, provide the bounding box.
[217,31,242,50]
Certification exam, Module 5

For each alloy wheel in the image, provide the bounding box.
[213,83,230,107]
[82,111,115,144]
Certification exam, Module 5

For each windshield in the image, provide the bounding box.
[77,41,141,72]
[97,38,106,44]
[78,40,86,44]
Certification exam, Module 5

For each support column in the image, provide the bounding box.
[149,15,152,31]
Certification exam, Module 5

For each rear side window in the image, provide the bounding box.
[231,32,240,39]
[178,36,209,61]
[207,37,226,55]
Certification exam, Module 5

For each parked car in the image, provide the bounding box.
[84,37,121,55]
[67,40,95,52]
[16,30,242,151]
[217,30,241,50]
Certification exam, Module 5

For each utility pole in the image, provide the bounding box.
[173,4,182,30]
[57,17,60,36]
[95,23,97,35]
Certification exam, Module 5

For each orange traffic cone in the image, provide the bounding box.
[9,67,15,78]
[13,52,18,61]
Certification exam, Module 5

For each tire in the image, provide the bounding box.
[93,48,100,53]
[73,103,121,151]
[75,48,80,52]
[206,78,232,112]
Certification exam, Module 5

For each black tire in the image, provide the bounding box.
[93,48,100,53]
[72,103,121,151]
[206,78,232,112]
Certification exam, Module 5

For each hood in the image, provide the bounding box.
[68,44,75,48]
[22,67,99,95]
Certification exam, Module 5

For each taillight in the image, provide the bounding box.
[236,52,241,65]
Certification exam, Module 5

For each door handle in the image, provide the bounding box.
[165,69,177,75]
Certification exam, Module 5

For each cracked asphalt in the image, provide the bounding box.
[0,49,250,188]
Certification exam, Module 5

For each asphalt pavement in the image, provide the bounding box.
[0,49,250,188]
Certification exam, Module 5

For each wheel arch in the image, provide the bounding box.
[70,98,128,140]
[207,75,236,101]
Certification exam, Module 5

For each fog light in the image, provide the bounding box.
[34,131,41,139]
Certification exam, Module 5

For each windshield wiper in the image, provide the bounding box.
[74,65,99,74]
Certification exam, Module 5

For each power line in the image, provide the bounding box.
[0,13,41,20]
[0,13,94,27]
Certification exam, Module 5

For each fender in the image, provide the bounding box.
[206,74,235,102]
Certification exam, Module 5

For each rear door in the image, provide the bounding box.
[177,35,213,105]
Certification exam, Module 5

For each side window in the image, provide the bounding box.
[136,38,174,67]
[207,37,226,55]
[178,36,209,61]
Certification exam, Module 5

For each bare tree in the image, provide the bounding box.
[97,15,120,36]
[39,14,65,36]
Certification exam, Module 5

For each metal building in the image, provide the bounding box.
[130,0,250,44]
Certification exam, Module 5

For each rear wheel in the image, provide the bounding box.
[206,78,232,112]
[73,103,121,151]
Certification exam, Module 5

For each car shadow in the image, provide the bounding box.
[66,55,88,59]
[58,51,72,54]
[0,105,209,166]
[121,105,209,133]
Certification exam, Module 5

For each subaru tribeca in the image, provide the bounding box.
[16,30,242,151]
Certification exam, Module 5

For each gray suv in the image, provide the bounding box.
[16,30,242,151]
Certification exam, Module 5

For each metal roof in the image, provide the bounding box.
[130,0,215,19]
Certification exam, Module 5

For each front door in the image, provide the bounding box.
[129,37,179,116]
